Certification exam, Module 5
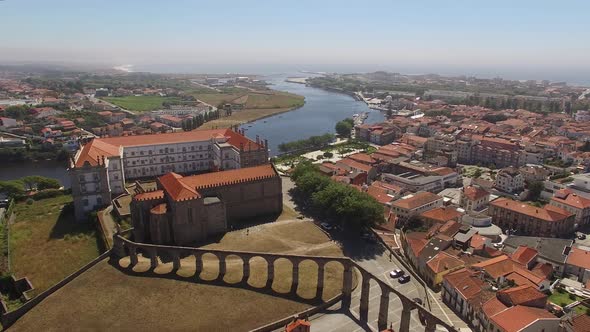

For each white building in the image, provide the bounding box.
[69,128,269,221]
[494,167,525,194]
[575,110,590,122]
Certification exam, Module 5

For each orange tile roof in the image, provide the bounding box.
[347,152,376,164]
[159,172,200,201]
[420,207,463,223]
[181,164,277,190]
[497,285,547,306]
[74,128,263,167]
[551,189,590,209]
[490,198,573,222]
[367,184,394,204]
[463,185,489,201]
[489,305,557,332]
[444,268,486,300]
[337,158,373,173]
[392,192,442,210]
[482,297,509,318]
[470,234,487,250]
[511,246,538,266]
[372,180,403,193]
[286,319,310,332]
[150,203,167,215]
[472,255,515,279]
[134,190,164,201]
[427,251,465,274]
[405,232,428,257]
[75,139,121,167]
[567,313,590,332]
[566,247,590,270]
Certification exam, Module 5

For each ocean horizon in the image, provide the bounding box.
[123,63,590,87]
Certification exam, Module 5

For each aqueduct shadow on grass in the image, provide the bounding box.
[113,234,457,332]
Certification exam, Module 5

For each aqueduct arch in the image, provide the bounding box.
[113,234,456,332]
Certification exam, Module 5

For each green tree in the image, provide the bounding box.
[579,141,590,152]
[472,168,483,178]
[335,120,353,137]
[0,180,25,198]
[527,181,544,202]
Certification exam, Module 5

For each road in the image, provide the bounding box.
[279,177,468,331]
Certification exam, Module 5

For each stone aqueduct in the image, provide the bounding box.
[113,234,457,332]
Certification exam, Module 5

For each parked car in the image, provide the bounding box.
[389,269,404,278]
[578,233,587,240]
[398,275,411,284]
[413,297,423,305]
[0,199,9,208]
[320,222,332,231]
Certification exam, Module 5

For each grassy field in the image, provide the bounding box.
[10,216,349,330]
[199,107,299,129]
[245,92,303,109]
[102,96,183,112]
[549,289,588,315]
[10,195,102,297]
[194,92,246,107]
[9,260,312,332]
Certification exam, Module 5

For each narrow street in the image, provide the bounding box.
[280,177,468,331]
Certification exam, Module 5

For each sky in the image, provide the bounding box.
[1,0,589,81]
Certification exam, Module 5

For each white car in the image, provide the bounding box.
[389,269,404,278]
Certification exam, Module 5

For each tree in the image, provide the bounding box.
[527,181,544,202]
[0,180,25,198]
[472,168,483,178]
[335,120,353,137]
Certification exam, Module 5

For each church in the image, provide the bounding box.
[130,164,283,245]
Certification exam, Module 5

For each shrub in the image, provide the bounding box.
[32,189,64,200]
[25,198,34,205]
[569,293,576,301]
[323,151,334,158]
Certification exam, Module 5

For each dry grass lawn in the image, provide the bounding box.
[9,260,312,332]
[10,195,102,297]
[10,217,350,331]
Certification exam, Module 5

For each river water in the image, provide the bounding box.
[0,73,384,187]
[0,160,71,187]
[240,73,385,156]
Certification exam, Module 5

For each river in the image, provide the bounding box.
[0,73,384,187]
[0,160,71,187]
[240,73,385,156]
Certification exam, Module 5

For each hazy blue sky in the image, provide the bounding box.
[1,0,589,79]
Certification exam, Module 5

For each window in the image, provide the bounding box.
[83,199,89,206]
[149,150,152,155]
[79,175,85,182]
[97,197,103,205]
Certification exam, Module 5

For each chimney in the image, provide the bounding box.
[256,135,260,144]
[264,139,268,148]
